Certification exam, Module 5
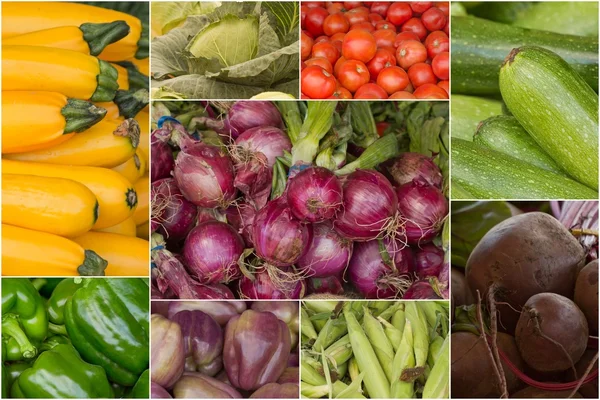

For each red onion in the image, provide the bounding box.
[297,222,352,278]
[387,153,443,188]
[403,280,442,299]
[415,243,444,279]
[306,275,344,295]
[224,202,256,247]
[252,199,312,267]
[152,178,198,243]
[396,180,448,245]
[334,170,398,241]
[233,126,291,208]
[238,267,306,299]
[196,207,223,224]
[182,221,245,284]
[173,134,236,208]
[348,238,414,299]
[287,167,343,222]
[151,127,174,182]
[225,101,283,139]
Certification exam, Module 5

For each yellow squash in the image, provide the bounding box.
[133,176,149,226]
[2,160,137,229]
[136,222,149,240]
[111,63,130,91]
[2,2,146,61]
[2,92,107,154]
[95,217,137,237]
[72,232,148,276]
[2,224,108,276]
[112,151,146,183]
[127,57,149,76]
[3,45,118,102]
[2,21,130,56]
[95,102,122,120]
[6,118,140,168]
[3,174,98,238]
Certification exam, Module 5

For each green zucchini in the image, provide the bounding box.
[451,95,503,141]
[473,115,563,174]
[513,2,598,37]
[451,16,599,95]
[500,46,598,190]
[468,2,534,24]
[451,139,597,200]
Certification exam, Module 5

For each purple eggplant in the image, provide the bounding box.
[276,367,299,385]
[167,301,246,326]
[249,383,299,398]
[169,310,224,376]
[151,314,185,389]
[151,382,172,399]
[172,372,242,398]
[223,310,291,391]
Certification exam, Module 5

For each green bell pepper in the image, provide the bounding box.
[2,279,48,360]
[64,278,149,386]
[3,362,31,396]
[11,344,114,398]
[39,335,71,352]
[47,278,82,325]
[128,369,149,398]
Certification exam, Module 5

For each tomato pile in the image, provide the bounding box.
[300,1,449,100]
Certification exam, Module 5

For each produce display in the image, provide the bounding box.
[151,300,299,398]
[150,100,449,300]
[2,277,149,398]
[450,201,599,398]
[301,300,449,398]
[450,2,599,199]
[1,2,151,276]
[150,2,299,100]
[301,1,449,99]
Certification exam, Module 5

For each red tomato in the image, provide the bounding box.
[413,83,448,99]
[408,63,437,87]
[337,60,370,92]
[394,31,420,47]
[334,56,347,76]
[354,83,388,99]
[435,1,450,16]
[421,7,446,31]
[389,91,416,99]
[424,31,449,59]
[345,7,370,24]
[343,1,363,10]
[312,42,340,65]
[350,21,375,32]
[410,2,433,14]
[301,31,314,61]
[342,29,377,62]
[376,66,409,94]
[366,48,396,79]
[329,86,353,99]
[370,2,391,17]
[443,19,449,35]
[331,40,343,54]
[305,7,330,37]
[301,5,309,28]
[323,13,350,36]
[330,32,347,42]
[369,13,384,23]
[432,51,449,80]
[387,2,413,26]
[401,18,428,41]
[396,40,427,70]
[305,57,333,73]
[327,2,345,14]
[314,35,330,44]
[302,65,337,98]
[306,2,326,8]
[375,21,397,32]
[437,80,449,95]
[373,29,396,48]
[379,45,396,55]
[405,81,414,93]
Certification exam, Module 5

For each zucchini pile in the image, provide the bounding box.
[451,2,599,199]
[1,2,150,277]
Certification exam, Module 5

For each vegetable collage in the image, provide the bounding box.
[450,1,599,199]
[1,1,151,277]
[301,1,450,99]
[2,277,149,398]
[150,100,449,300]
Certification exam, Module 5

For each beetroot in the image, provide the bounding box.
[574,259,598,335]
[515,293,588,373]
[511,387,583,398]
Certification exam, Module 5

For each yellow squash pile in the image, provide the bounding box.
[1,2,150,277]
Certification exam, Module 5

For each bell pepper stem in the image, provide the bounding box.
[2,314,37,359]
[48,322,68,336]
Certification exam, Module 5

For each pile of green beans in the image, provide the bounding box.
[301,301,449,399]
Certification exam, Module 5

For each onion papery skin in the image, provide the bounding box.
[238,267,306,299]
[297,222,353,278]
[287,166,343,223]
[396,179,448,245]
[225,101,283,139]
[151,127,175,182]
[387,152,443,188]
[183,221,245,284]
[334,170,398,241]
